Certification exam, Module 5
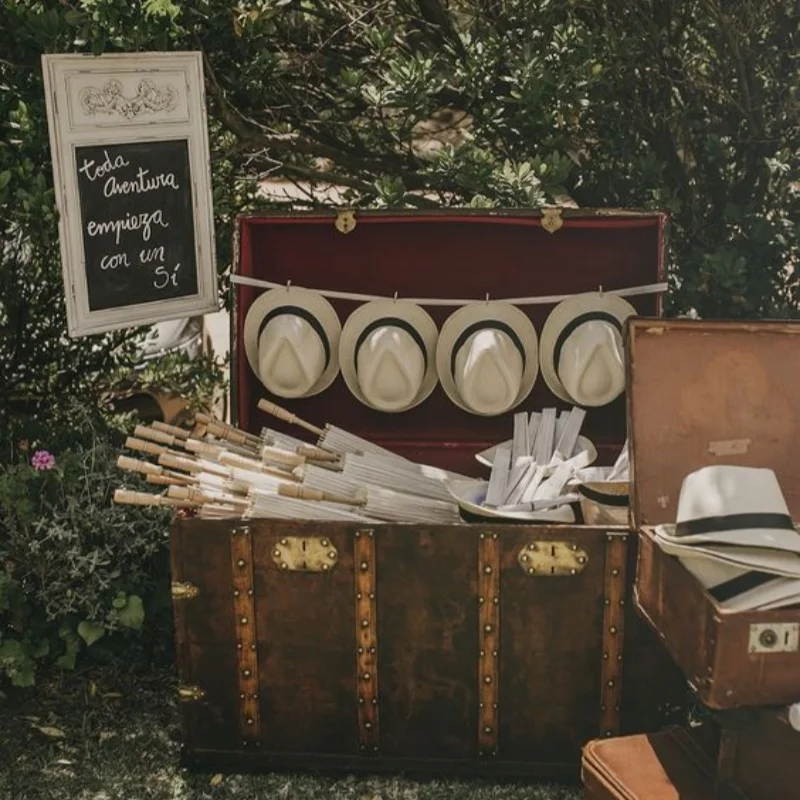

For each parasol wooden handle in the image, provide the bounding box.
[184,439,223,459]
[257,399,325,437]
[277,483,362,506]
[114,489,193,508]
[260,445,305,468]
[134,425,175,446]
[146,473,187,487]
[151,421,191,440]
[297,444,339,462]
[118,455,162,476]
[168,485,248,507]
[159,452,204,474]
[125,436,170,458]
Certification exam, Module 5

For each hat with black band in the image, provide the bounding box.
[539,292,637,407]
[339,299,439,413]
[244,286,342,399]
[436,301,539,416]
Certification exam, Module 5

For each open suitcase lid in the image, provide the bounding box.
[627,317,800,528]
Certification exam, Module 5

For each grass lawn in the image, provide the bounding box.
[0,664,582,800]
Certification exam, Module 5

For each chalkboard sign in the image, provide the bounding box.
[42,52,217,337]
[76,140,198,311]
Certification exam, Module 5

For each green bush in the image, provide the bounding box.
[0,404,173,691]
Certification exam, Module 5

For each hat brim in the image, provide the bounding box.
[655,524,800,555]
[339,300,439,413]
[539,292,637,403]
[243,287,342,398]
[436,302,539,416]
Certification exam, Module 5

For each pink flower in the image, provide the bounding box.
[31,450,55,471]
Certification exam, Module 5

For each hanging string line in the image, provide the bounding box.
[230,274,668,307]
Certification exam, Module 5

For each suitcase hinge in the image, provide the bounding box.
[171,581,200,600]
[178,684,206,702]
[540,206,564,233]
[335,208,357,234]
[518,540,588,576]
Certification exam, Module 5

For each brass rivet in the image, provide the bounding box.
[321,539,329,547]
[619,599,625,606]
[237,643,243,650]
[237,559,246,568]
[480,533,486,540]
[484,726,492,734]
[484,676,492,684]
[528,543,537,550]
[611,568,620,576]
[252,693,258,700]
[484,624,493,633]
[273,549,281,558]
[240,693,245,700]
[479,702,485,709]
[372,698,377,706]
[241,616,248,625]
[480,649,485,657]
[571,544,578,550]
[492,650,498,658]
[604,599,610,606]
[369,592,375,600]
[234,589,240,597]
[360,561,368,571]
[251,644,256,651]
[479,597,485,604]
[248,589,253,596]
[365,722,372,729]
[609,626,617,634]
[521,555,529,563]
[358,697,365,705]
[363,672,371,681]
[607,680,615,687]
[577,556,587,564]
[570,568,577,575]
[280,562,288,570]
[358,646,364,654]
[321,564,330,572]
[360,745,366,751]
[328,551,336,558]
[484,566,492,574]
[492,533,498,540]
[243,669,251,677]
[493,597,499,604]
[362,619,369,628]
[492,702,498,710]
[247,718,254,725]
[357,592,362,600]
[355,532,361,538]
[617,654,623,662]
[368,646,376,654]
[280,538,288,546]
[603,652,609,660]
[368,531,374,538]
[528,567,535,575]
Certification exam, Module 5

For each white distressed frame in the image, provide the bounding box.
[42,52,218,338]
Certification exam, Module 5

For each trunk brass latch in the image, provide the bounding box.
[272,536,339,572]
[518,541,588,576]
[748,623,799,654]
[171,581,200,600]
[335,209,357,234]
[178,684,206,702]
[540,207,564,233]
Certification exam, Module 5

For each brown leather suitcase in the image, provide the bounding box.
[581,726,723,799]
[628,318,800,709]
[170,209,688,778]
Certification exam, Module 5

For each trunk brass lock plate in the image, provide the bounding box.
[272,536,339,572]
[518,541,588,576]
[748,623,800,654]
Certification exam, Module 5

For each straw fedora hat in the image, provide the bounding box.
[539,292,636,407]
[243,286,341,399]
[339,299,439,412]
[436,301,538,416]
[655,465,800,553]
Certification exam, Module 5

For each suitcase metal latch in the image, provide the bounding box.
[171,581,200,600]
[272,536,339,572]
[748,623,800,654]
[518,541,588,576]
[178,684,206,702]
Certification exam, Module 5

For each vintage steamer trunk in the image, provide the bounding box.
[629,318,800,710]
[170,209,687,779]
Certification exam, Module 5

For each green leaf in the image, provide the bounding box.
[0,171,11,191]
[77,620,105,647]
[112,591,127,610]
[117,595,145,630]
[11,666,35,688]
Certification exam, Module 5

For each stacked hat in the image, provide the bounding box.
[655,465,800,611]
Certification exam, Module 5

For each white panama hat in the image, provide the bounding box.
[243,286,341,399]
[436,302,538,416]
[655,465,800,553]
[539,292,636,407]
[339,299,439,413]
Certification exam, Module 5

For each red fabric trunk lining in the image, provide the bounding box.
[235,211,664,477]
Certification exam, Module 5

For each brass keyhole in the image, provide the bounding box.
[759,629,778,648]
